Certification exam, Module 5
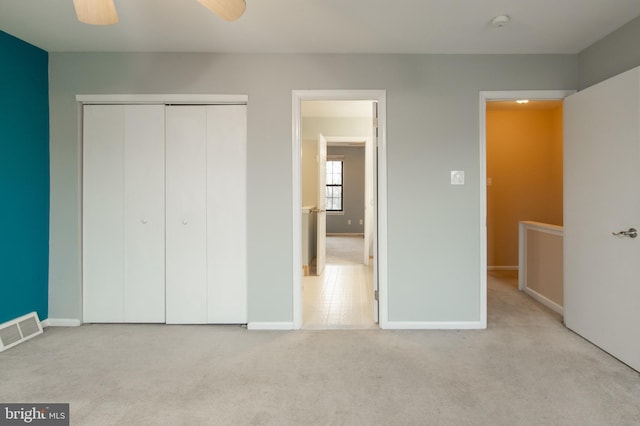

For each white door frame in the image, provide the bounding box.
[479,90,574,327]
[292,90,388,330]
[316,133,327,277]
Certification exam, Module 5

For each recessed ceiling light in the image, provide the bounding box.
[516,99,529,104]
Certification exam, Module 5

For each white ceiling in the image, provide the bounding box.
[1,0,639,54]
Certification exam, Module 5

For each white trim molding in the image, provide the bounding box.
[42,318,82,327]
[292,90,388,330]
[384,321,485,330]
[76,94,248,105]
[247,322,295,331]
[479,90,574,329]
[523,290,564,316]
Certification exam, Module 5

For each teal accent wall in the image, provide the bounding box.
[0,31,49,323]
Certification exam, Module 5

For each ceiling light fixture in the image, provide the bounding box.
[73,0,247,25]
[198,0,247,22]
[490,15,510,28]
[73,0,118,25]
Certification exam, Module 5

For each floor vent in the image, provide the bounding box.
[0,312,43,352]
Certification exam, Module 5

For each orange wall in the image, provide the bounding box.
[487,107,563,267]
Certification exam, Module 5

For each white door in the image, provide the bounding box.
[165,106,208,324]
[123,105,165,323]
[83,104,165,323]
[564,67,640,371]
[316,133,327,276]
[370,101,379,323]
[83,105,125,322]
[206,105,248,323]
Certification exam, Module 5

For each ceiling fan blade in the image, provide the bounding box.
[73,0,119,25]
[197,0,246,22]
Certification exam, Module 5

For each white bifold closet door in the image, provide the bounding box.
[83,105,166,323]
[165,106,208,324]
[165,105,247,324]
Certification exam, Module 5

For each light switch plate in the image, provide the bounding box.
[451,170,465,185]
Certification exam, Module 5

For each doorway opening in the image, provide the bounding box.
[479,90,574,328]
[303,131,373,328]
[292,90,388,330]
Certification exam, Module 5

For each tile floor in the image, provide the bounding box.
[303,239,528,330]
[303,236,376,329]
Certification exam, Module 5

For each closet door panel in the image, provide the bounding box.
[123,105,166,323]
[206,105,248,323]
[165,106,208,324]
[82,105,125,322]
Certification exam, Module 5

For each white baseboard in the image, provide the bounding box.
[42,318,82,327]
[247,322,295,331]
[522,288,564,316]
[326,233,364,237]
[382,321,485,330]
[488,266,518,271]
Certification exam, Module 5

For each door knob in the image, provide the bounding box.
[182,220,188,225]
[612,228,637,238]
[141,218,148,224]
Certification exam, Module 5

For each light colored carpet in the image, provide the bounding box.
[1,272,639,425]
[325,235,364,265]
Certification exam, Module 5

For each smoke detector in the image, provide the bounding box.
[491,15,511,28]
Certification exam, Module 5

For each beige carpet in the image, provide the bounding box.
[1,273,640,425]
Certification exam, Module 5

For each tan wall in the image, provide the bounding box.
[487,107,563,267]
[526,228,563,306]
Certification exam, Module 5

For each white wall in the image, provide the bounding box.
[48,53,577,323]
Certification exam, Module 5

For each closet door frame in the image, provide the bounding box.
[77,94,247,105]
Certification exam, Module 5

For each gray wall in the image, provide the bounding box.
[48,53,577,323]
[578,16,640,89]
[326,146,365,234]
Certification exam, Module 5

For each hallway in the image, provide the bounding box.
[303,236,375,329]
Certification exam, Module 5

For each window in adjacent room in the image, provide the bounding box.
[326,159,343,212]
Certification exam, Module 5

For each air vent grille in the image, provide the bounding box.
[18,316,40,337]
[0,312,43,352]
[0,324,22,347]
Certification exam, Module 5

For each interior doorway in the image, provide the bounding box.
[292,90,388,330]
[302,132,373,328]
[479,90,574,328]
